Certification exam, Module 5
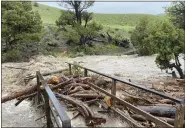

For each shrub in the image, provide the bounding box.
[2,49,21,62]
[33,2,39,7]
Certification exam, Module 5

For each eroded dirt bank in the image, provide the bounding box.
[2,54,184,127]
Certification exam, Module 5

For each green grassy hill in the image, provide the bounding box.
[32,3,62,25]
[32,3,166,29]
[94,13,165,27]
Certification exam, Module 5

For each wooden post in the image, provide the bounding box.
[84,69,88,77]
[69,64,72,75]
[43,90,52,128]
[111,79,116,106]
[174,103,184,127]
[36,71,41,104]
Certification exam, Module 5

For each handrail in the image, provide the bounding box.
[66,62,182,104]
[87,82,173,127]
[36,71,71,128]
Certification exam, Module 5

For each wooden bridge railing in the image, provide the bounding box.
[66,62,184,127]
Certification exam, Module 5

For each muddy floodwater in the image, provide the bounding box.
[2,54,184,127]
[2,99,44,127]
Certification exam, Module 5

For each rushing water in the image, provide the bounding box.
[2,54,184,127]
[2,99,45,127]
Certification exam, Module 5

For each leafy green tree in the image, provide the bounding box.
[63,22,103,46]
[2,1,43,61]
[57,0,102,47]
[2,1,42,51]
[166,2,185,30]
[59,1,94,25]
[82,11,93,28]
[56,11,76,27]
[33,2,39,7]
[147,20,185,78]
[131,16,156,55]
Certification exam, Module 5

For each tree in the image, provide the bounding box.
[131,16,156,55]
[56,0,102,47]
[59,1,94,24]
[56,10,76,27]
[166,2,185,30]
[63,22,103,47]
[147,20,185,78]
[2,1,43,61]
[82,11,93,28]
[33,2,39,7]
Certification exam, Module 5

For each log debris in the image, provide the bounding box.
[1,79,72,103]
[2,84,37,103]
[55,93,106,126]
[137,105,185,119]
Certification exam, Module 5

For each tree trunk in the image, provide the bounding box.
[70,94,104,99]
[173,55,184,79]
[84,20,87,28]
[175,65,184,79]
[137,106,185,119]
[159,117,185,126]
[169,63,184,79]
[106,31,112,43]
[55,93,106,126]
[1,79,72,103]
[2,85,37,103]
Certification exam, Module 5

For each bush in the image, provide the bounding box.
[33,2,39,7]
[2,49,21,62]
[131,16,156,55]
[67,44,126,57]
[115,28,119,31]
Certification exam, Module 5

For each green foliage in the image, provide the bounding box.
[60,1,95,24]
[63,22,103,46]
[32,3,165,28]
[32,3,62,25]
[33,2,39,7]
[72,61,83,76]
[82,11,93,27]
[148,20,185,68]
[94,13,166,28]
[131,16,156,55]
[131,16,184,78]
[165,2,185,30]
[2,49,21,62]
[2,1,43,62]
[68,44,126,56]
[56,11,76,27]
[144,19,184,78]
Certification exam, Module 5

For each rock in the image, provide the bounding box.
[159,82,164,85]
[95,79,107,86]
[151,84,164,92]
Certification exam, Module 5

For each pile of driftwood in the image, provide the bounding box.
[2,72,185,127]
[1,74,109,126]
[117,79,185,127]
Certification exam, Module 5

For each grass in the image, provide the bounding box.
[32,2,166,29]
[32,3,62,25]
[103,25,135,31]
[93,13,166,27]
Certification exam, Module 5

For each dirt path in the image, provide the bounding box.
[2,54,184,127]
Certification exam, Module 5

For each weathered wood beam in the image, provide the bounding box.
[87,82,173,127]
